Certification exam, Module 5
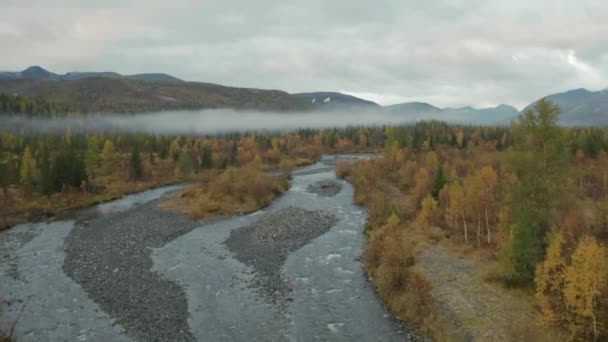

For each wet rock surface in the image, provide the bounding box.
[306,180,343,197]
[224,206,337,304]
[0,226,41,282]
[63,198,198,342]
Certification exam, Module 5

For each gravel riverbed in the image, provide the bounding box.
[225,206,337,304]
[1,155,412,342]
[63,198,199,342]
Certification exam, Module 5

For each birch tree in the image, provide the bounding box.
[19,145,39,189]
[564,236,608,341]
[479,165,498,243]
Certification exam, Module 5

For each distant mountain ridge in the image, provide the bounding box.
[0,77,305,113]
[1,66,606,125]
[0,66,183,83]
[385,102,442,115]
[292,93,520,124]
[385,101,519,125]
[522,88,608,125]
[292,92,380,109]
[442,104,519,125]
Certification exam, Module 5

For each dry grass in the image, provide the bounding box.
[0,332,12,342]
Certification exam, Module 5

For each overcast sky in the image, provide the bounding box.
[2,0,608,109]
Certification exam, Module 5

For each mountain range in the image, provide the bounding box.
[290,93,519,124]
[293,90,607,125]
[0,67,303,113]
[0,66,606,125]
[0,66,183,83]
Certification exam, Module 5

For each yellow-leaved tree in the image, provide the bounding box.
[464,171,484,247]
[19,145,39,189]
[101,140,121,177]
[446,182,468,244]
[169,137,181,161]
[412,168,432,202]
[413,195,438,230]
[479,165,498,244]
[535,230,567,325]
[424,151,439,174]
[564,236,608,341]
[386,211,401,227]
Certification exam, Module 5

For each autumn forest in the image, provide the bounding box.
[1,100,608,341]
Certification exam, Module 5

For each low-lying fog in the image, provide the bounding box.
[1,109,418,134]
[1,107,512,135]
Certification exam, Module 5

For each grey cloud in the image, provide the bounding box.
[1,0,608,108]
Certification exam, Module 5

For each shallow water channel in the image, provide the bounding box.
[0,155,414,341]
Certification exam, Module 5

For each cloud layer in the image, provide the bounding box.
[2,0,608,108]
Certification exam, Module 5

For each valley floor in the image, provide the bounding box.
[416,245,564,341]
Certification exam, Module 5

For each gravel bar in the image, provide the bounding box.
[224,206,337,305]
[63,199,199,342]
[306,180,343,197]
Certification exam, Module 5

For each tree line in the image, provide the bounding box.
[0,93,75,116]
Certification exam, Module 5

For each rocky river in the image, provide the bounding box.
[0,155,416,341]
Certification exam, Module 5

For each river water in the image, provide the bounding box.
[0,155,412,341]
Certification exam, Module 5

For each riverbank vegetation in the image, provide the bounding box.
[339,100,608,340]
[0,126,384,229]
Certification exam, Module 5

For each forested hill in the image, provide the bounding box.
[0,93,73,116]
[0,77,308,114]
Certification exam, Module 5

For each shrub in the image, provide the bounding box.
[188,165,289,219]
[191,193,221,217]
[336,160,353,179]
